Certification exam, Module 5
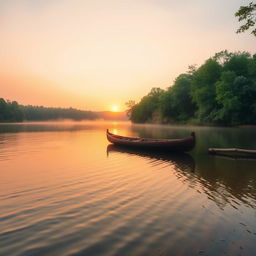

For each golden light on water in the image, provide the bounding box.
[112,128,118,135]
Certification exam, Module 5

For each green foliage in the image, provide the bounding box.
[130,88,164,123]
[0,99,98,122]
[223,52,251,76]
[21,105,97,121]
[0,99,24,122]
[125,100,136,118]
[128,51,256,126]
[191,59,222,122]
[235,2,256,36]
[215,71,241,124]
[219,52,256,125]
[160,74,196,122]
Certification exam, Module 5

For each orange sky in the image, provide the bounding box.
[0,0,255,111]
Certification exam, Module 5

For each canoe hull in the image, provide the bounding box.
[106,130,195,152]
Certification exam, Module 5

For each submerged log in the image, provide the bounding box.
[208,148,256,157]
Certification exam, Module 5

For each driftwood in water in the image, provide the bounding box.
[209,148,256,157]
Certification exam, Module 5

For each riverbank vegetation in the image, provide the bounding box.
[128,51,256,126]
[0,99,97,122]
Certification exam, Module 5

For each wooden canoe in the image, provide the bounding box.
[106,129,195,152]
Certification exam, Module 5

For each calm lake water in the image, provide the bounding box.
[0,121,256,256]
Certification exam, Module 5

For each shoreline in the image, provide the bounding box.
[1,120,255,129]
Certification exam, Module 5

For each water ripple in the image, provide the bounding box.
[1,125,256,255]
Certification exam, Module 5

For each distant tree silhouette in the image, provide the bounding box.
[0,98,24,122]
[0,99,98,122]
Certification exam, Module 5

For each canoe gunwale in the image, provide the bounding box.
[106,129,195,152]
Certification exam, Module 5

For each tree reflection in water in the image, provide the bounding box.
[107,143,256,211]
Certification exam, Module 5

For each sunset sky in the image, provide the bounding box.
[0,0,255,111]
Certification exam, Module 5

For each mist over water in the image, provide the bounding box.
[0,121,256,256]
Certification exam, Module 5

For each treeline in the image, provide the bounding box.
[0,99,98,122]
[128,51,256,126]
[0,99,24,122]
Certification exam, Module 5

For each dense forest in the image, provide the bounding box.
[0,99,98,122]
[128,51,256,126]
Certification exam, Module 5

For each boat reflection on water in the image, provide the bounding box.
[107,144,256,210]
[107,144,195,173]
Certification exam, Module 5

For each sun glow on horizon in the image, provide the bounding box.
[0,1,255,111]
[111,105,119,112]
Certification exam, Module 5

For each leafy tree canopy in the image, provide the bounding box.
[128,50,256,126]
[235,1,256,36]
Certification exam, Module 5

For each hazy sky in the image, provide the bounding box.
[0,0,255,111]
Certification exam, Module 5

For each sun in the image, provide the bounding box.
[111,105,119,112]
